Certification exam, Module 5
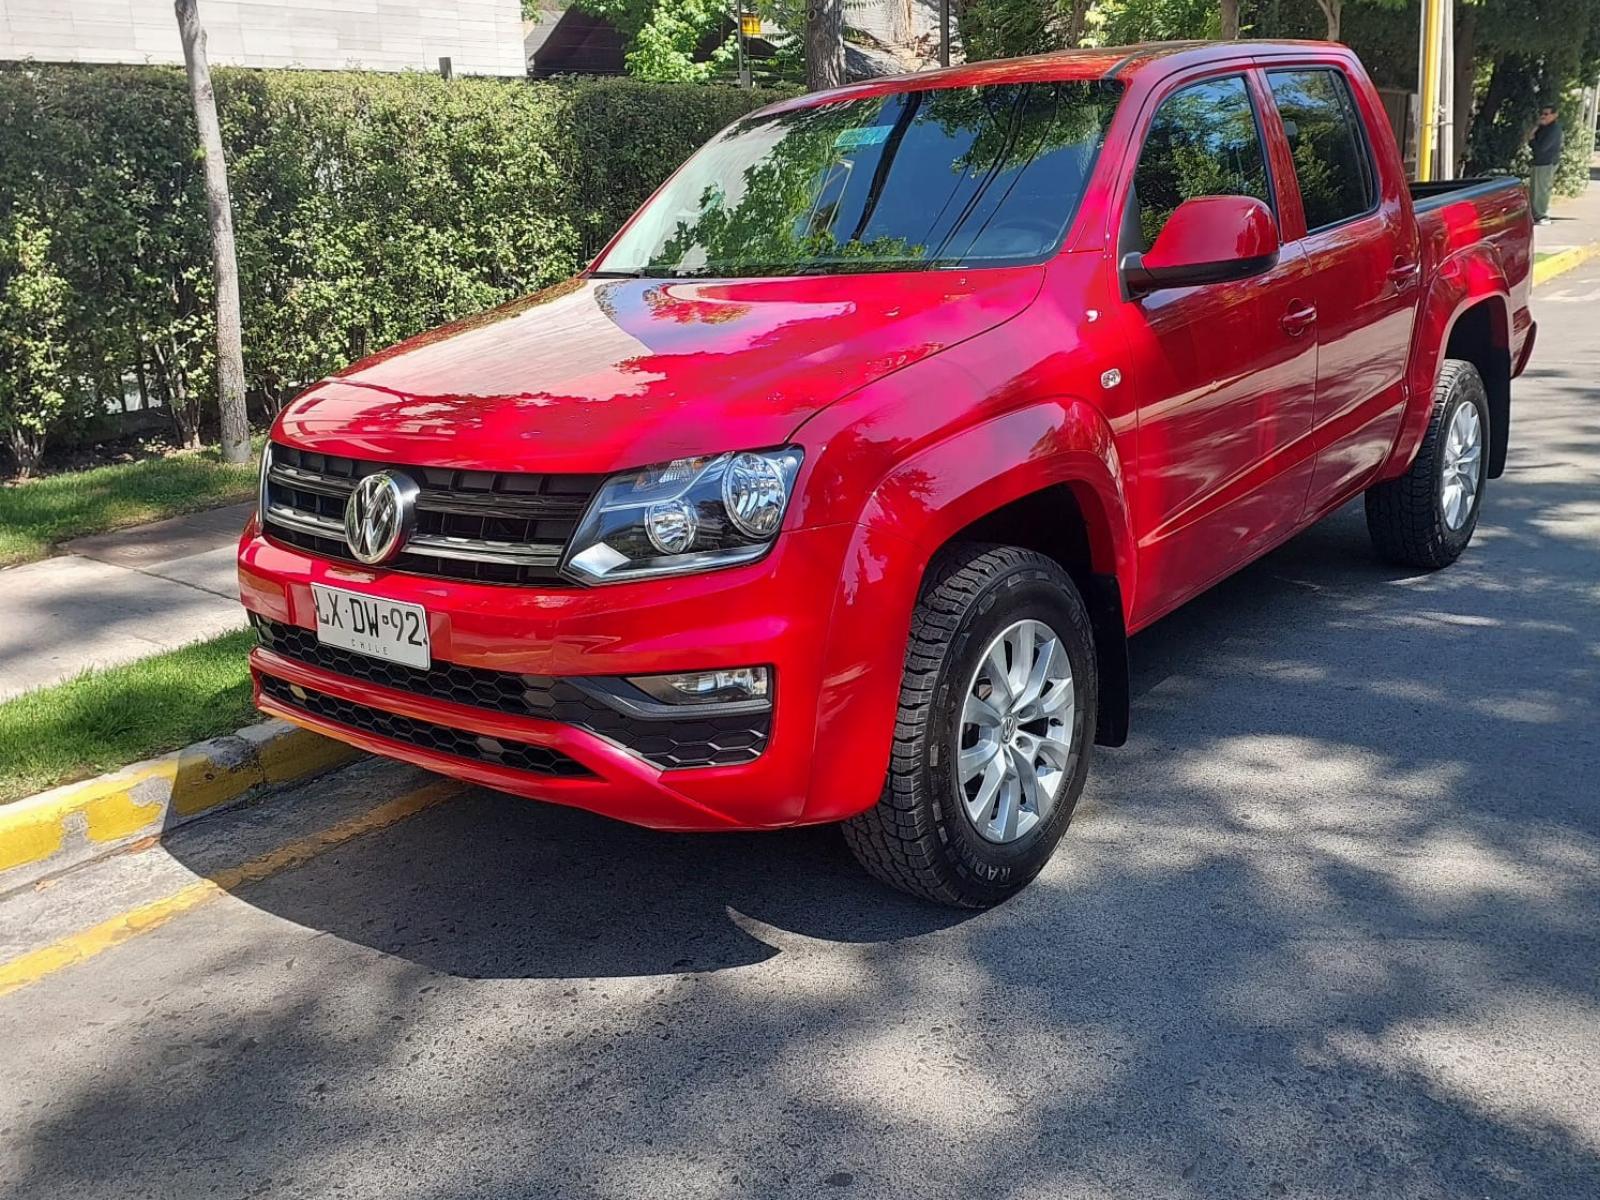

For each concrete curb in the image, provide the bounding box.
[1533,241,1600,287]
[0,721,360,894]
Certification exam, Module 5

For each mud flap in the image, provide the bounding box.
[1082,572,1129,747]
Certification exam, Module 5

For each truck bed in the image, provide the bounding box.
[1409,176,1525,214]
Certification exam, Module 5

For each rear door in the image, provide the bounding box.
[1113,70,1319,626]
[1261,63,1421,516]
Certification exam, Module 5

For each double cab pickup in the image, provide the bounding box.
[241,41,1535,906]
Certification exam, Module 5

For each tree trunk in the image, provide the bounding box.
[1060,0,1093,46]
[175,0,250,465]
[1452,5,1477,168]
[1315,0,1340,39]
[1220,0,1240,39]
[805,0,844,91]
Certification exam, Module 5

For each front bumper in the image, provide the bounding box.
[239,519,861,831]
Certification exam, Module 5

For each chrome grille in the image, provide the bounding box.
[261,442,601,586]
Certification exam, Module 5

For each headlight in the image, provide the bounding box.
[562,447,803,583]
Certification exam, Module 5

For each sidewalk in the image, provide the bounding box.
[1535,170,1600,261]
[0,504,251,701]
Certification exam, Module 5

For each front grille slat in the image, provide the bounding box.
[262,442,599,588]
[253,617,770,769]
[259,675,593,778]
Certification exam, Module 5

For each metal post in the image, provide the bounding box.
[1416,0,1443,181]
[736,8,753,87]
[438,56,453,80]
[1439,0,1455,178]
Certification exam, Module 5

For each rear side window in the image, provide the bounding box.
[1130,76,1272,251]
[1267,68,1378,231]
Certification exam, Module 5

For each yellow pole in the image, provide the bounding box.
[1418,0,1443,180]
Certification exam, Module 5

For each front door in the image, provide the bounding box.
[1116,71,1320,627]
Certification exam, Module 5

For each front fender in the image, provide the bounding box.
[798,397,1135,824]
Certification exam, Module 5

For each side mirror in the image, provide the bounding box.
[1121,195,1280,297]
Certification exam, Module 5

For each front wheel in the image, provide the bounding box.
[843,544,1098,908]
[1364,358,1490,570]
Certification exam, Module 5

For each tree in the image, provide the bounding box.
[0,214,73,477]
[174,0,249,463]
[1220,0,1241,37]
[570,0,736,81]
[805,0,844,89]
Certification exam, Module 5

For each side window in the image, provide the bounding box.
[1267,68,1378,231]
[1130,76,1272,251]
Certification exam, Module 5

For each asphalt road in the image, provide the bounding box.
[4,262,1599,1200]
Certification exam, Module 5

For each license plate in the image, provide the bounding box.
[310,583,430,669]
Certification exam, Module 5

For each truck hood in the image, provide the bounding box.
[275,268,1044,474]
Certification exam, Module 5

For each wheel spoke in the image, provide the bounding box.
[990,760,1022,842]
[1008,622,1035,702]
[1443,483,1462,529]
[964,691,1004,730]
[1034,732,1071,766]
[1015,636,1057,712]
[965,753,1005,826]
[1039,674,1075,718]
[1023,752,1055,823]
[959,736,1000,781]
[984,641,1014,704]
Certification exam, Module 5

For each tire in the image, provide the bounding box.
[1364,358,1490,570]
[843,544,1098,908]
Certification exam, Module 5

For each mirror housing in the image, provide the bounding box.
[1121,195,1279,297]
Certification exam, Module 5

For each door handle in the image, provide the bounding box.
[1388,261,1421,288]
[1281,302,1317,336]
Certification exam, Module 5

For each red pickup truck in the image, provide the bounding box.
[241,41,1534,906]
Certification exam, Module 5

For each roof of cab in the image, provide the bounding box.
[756,39,1349,116]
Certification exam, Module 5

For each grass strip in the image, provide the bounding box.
[0,449,258,568]
[0,629,257,804]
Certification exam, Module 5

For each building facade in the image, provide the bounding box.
[0,0,526,76]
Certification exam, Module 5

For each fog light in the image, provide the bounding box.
[629,666,771,706]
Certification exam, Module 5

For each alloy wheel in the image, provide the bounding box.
[954,619,1076,844]
[1441,400,1483,532]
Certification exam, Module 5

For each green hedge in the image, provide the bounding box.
[0,65,781,471]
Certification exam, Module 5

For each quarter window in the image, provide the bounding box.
[1267,69,1378,231]
[1129,76,1272,251]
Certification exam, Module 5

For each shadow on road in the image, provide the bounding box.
[10,336,1600,1197]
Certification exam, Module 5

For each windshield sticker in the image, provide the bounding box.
[833,126,892,150]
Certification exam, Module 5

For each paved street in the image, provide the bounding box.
[3,261,1598,1199]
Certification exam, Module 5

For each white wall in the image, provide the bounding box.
[0,0,527,76]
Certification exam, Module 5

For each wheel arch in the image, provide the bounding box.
[1390,251,1513,483]
[933,485,1130,748]
[1443,296,1512,479]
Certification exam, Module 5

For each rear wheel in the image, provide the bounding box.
[843,544,1097,908]
[1365,358,1489,570]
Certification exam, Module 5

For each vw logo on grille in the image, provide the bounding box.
[343,471,418,565]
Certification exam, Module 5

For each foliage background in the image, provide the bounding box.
[0,65,779,472]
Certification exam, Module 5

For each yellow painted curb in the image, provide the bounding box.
[1533,241,1600,287]
[0,721,360,893]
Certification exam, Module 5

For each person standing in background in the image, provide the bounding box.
[1529,105,1563,226]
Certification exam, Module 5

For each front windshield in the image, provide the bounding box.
[595,80,1124,279]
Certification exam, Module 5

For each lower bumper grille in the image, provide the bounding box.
[251,617,770,769]
[259,675,593,778]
